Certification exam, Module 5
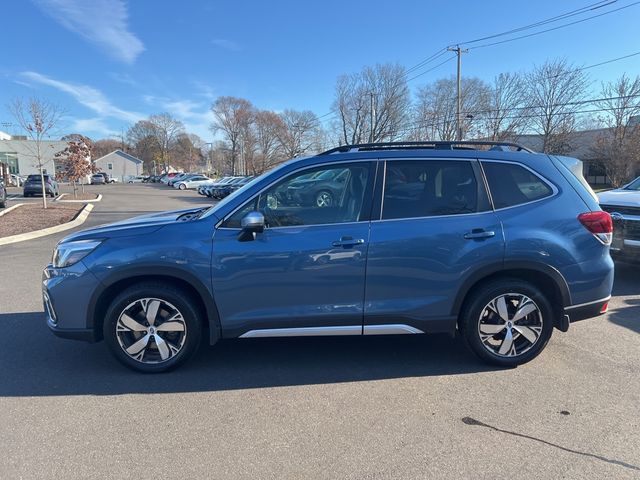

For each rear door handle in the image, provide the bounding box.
[332,236,365,247]
[464,229,495,240]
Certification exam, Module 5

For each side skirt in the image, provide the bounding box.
[238,324,424,338]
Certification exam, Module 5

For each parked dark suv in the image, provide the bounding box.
[24,174,59,197]
[43,141,614,372]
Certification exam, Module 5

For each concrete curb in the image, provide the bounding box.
[57,193,102,203]
[0,203,94,246]
[0,203,24,217]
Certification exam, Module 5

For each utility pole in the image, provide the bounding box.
[447,45,468,141]
[368,92,376,143]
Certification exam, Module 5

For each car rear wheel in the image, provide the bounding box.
[103,282,203,372]
[459,279,553,367]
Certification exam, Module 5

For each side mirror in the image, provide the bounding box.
[238,211,265,242]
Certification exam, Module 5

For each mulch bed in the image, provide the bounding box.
[61,192,98,200]
[0,203,84,237]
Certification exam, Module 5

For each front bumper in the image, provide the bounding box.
[608,212,640,261]
[42,261,102,342]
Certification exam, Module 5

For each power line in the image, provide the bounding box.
[316,2,639,124]
[469,1,640,50]
[394,94,640,136]
[457,0,616,46]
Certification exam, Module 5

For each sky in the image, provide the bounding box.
[0,0,639,142]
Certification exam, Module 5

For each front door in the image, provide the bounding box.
[212,162,375,338]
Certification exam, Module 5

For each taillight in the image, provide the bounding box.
[578,211,613,245]
[600,301,609,314]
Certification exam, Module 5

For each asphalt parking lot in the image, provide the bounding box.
[0,183,638,479]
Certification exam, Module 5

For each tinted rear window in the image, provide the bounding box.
[27,175,49,181]
[382,160,479,220]
[483,162,553,209]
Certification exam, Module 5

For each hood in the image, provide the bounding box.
[60,207,214,243]
[598,189,640,207]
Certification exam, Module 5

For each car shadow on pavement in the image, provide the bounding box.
[0,312,498,397]
[607,262,640,334]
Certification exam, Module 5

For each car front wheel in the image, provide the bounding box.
[103,282,203,372]
[459,279,554,367]
[179,183,186,190]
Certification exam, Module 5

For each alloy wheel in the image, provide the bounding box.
[316,191,332,208]
[115,297,187,364]
[477,293,543,357]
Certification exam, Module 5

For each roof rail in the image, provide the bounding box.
[319,141,534,155]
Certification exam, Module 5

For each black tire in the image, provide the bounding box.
[459,278,554,367]
[103,282,203,373]
[179,183,186,190]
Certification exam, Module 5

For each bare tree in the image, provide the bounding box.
[481,72,530,140]
[127,120,159,173]
[277,110,321,159]
[591,74,640,186]
[92,138,122,160]
[253,110,283,173]
[332,63,410,144]
[9,97,65,208]
[210,97,254,175]
[526,59,590,154]
[55,138,94,198]
[173,133,205,172]
[147,113,184,173]
[413,77,489,141]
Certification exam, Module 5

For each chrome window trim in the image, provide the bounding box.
[564,295,611,311]
[217,158,376,230]
[480,159,559,212]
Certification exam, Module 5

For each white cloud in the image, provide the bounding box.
[21,71,143,123]
[33,0,144,64]
[143,96,214,140]
[69,117,119,137]
[211,38,241,52]
[109,72,138,87]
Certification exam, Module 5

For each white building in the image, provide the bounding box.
[0,132,67,177]
[93,150,143,182]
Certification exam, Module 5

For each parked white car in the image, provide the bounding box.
[174,175,213,190]
[126,175,146,183]
[598,176,640,260]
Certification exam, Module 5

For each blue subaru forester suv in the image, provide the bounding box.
[43,141,614,372]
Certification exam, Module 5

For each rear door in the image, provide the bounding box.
[364,158,504,334]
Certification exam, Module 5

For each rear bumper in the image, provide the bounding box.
[564,296,611,323]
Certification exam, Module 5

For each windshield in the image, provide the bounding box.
[624,177,640,190]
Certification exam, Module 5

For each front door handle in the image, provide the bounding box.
[331,236,365,248]
[464,229,495,240]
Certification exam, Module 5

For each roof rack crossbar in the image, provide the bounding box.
[319,141,533,155]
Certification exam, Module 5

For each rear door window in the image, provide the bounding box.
[482,162,553,209]
[382,160,480,220]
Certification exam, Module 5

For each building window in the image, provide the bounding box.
[107,163,113,170]
[0,152,19,174]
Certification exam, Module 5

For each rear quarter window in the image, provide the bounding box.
[482,162,553,209]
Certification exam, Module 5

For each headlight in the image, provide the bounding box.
[52,239,103,268]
